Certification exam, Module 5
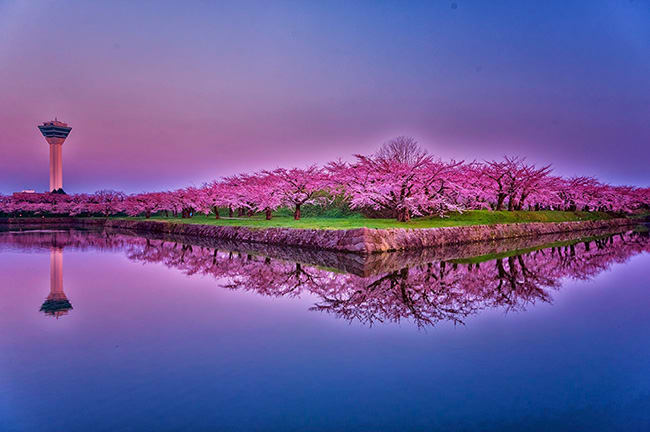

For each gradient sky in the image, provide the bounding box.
[0,0,648,194]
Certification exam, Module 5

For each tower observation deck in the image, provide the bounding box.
[38,119,72,192]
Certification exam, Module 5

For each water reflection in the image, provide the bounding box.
[40,247,73,318]
[1,226,648,327]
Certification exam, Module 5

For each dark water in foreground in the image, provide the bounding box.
[0,227,649,431]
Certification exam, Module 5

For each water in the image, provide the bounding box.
[0,227,649,431]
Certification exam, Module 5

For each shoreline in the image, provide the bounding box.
[0,223,637,277]
[0,216,638,254]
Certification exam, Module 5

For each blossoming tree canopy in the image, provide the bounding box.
[1,136,648,221]
[330,136,465,221]
[264,166,329,220]
[241,172,284,220]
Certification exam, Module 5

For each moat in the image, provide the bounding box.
[1,226,649,431]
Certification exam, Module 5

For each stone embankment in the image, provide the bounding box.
[0,216,636,254]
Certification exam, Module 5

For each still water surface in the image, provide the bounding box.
[0,227,649,431]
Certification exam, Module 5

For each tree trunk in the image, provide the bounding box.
[517,193,528,211]
[213,206,220,219]
[396,208,410,222]
[229,207,234,218]
[507,196,514,211]
[496,194,506,211]
[238,207,245,217]
[294,204,301,220]
[265,208,272,220]
[247,209,254,217]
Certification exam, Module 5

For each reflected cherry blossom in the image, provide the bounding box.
[1,227,648,327]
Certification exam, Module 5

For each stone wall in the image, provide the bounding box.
[359,218,636,253]
[0,216,637,254]
[100,219,370,252]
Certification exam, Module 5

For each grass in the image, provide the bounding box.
[118,210,616,230]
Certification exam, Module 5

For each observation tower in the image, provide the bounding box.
[38,119,72,193]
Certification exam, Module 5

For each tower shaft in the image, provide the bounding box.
[49,143,63,191]
[49,248,64,298]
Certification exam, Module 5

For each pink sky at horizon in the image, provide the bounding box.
[1,1,648,194]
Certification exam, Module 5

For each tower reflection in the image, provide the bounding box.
[39,247,73,318]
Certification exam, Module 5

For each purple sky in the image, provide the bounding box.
[1,0,648,194]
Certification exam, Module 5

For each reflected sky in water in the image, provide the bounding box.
[0,228,649,431]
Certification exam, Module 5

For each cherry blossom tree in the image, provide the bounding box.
[219,175,252,218]
[480,158,511,210]
[237,172,283,220]
[122,192,168,218]
[330,137,463,221]
[478,156,552,211]
[84,190,125,216]
[507,159,553,210]
[264,166,329,220]
[201,181,228,219]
